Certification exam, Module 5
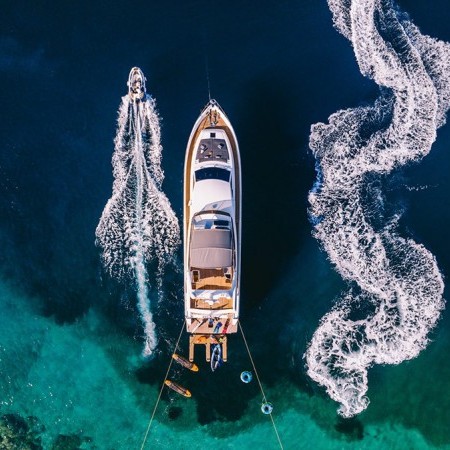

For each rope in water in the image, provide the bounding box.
[140,322,185,450]
[239,322,284,450]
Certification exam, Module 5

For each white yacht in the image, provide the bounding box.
[184,99,241,363]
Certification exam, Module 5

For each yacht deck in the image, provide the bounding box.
[190,296,233,310]
[187,315,238,334]
[196,138,229,162]
[190,267,233,290]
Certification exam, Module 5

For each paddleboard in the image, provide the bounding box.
[164,380,192,398]
[172,353,199,372]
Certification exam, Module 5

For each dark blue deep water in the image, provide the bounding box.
[1,1,450,448]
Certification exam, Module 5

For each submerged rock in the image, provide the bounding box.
[335,416,364,441]
[51,433,93,450]
[168,406,183,421]
[0,413,43,449]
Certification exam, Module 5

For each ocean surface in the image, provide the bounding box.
[1,0,450,449]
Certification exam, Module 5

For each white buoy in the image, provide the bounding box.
[261,402,273,415]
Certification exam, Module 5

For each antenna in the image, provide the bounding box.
[205,54,211,101]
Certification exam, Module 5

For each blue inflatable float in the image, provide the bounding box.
[261,402,273,415]
[240,371,253,383]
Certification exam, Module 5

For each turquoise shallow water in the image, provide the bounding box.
[1,0,450,448]
[1,239,449,449]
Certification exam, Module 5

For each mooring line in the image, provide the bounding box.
[239,322,284,450]
[140,321,185,450]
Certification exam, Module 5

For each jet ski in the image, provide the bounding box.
[127,67,146,101]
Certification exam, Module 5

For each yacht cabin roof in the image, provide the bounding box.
[191,178,232,213]
[190,228,232,269]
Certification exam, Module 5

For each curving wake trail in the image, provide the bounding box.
[96,85,180,357]
[306,0,450,417]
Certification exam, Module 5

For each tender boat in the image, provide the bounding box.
[184,99,241,364]
[127,67,146,101]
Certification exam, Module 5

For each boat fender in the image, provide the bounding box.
[261,402,273,415]
[213,321,223,333]
[240,371,253,383]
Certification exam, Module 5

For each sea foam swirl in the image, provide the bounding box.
[96,94,180,356]
[306,0,449,417]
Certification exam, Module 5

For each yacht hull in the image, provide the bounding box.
[183,100,241,362]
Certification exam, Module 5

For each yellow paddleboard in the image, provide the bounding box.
[172,353,199,372]
[164,380,192,398]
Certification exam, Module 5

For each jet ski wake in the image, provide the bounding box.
[306,0,450,417]
[96,68,180,357]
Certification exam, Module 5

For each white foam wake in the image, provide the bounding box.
[306,0,449,417]
[96,94,180,357]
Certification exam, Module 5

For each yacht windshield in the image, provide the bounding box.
[195,167,230,182]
